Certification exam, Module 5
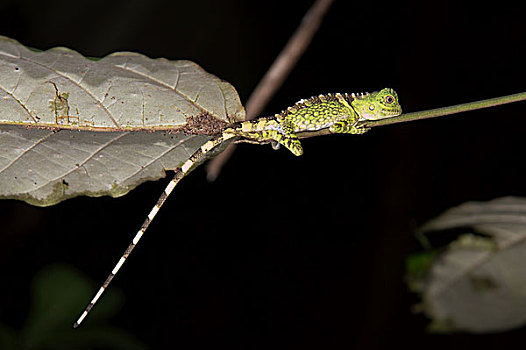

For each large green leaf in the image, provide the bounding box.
[0,36,245,206]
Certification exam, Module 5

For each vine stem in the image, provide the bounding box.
[363,91,526,128]
[289,91,526,140]
[206,0,335,180]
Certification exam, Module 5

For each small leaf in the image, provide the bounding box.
[405,250,438,293]
[22,265,120,345]
[0,324,17,350]
[20,264,146,350]
[411,197,526,333]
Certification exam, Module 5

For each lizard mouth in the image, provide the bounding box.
[382,108,402,116]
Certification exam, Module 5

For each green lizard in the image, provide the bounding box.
[74,88,401,327]
[226,87,402,155]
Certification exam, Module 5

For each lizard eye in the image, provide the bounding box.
[369,105,375,111]
[385,95,394,104]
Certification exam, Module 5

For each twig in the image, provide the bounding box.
[288,91,526,140]
[361,91,526,127]
[243,0,335,119]
[229,91,526,143]
[206,0,335,181]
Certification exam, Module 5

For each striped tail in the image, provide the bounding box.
[73,133,232,328]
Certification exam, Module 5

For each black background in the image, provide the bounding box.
[0,0,525,348]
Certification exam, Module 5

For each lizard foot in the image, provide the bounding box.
[330,122,370,134]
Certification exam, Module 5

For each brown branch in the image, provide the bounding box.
[206,0,335,181]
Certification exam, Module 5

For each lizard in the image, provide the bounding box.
[74,87,402,327]
[226,87,402,156]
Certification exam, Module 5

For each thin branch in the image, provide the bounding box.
[290,91,526,140]
[243,0,335,119]
[206,0,335,181]
[212,91,526,160]
[230,91,526,143]
[361,91,526,128]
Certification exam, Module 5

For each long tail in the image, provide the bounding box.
[73,134,232,328]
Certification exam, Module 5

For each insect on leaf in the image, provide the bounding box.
[410,197,526,333]
[0,36,245,206]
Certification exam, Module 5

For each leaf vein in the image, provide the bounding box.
[113,64,210,116]
[0,129,56,174]
[0,51,121,129]
[0,84,38,123]
[118,135,200,184]
[26,132,130,193]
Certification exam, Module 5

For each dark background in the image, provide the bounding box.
[0,0,525,348]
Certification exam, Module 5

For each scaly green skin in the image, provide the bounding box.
[226,88,402,155]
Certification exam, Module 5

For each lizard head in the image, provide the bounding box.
[351,88,402,120]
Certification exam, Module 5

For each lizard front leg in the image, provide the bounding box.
[329,119,370,134]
